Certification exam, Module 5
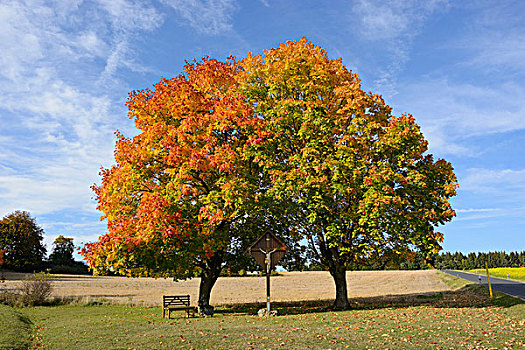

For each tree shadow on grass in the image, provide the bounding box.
[216,284,524,316]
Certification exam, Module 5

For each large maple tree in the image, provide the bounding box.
[81,57,265,312]
[240,38,458,309]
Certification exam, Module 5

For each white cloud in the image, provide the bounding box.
[453,169,525,221]
[387,3,525,160]
[454,208,503,222]
[353,0,441,41]
[454,206,525,223]
[466,33,525,74]
[97,0,161,32]
[453,2,525,76]
[0,174,89,216]
[455,208,502,213]
[93,1,164,84]
[351,0,448,96]
[162,0,238,35]
[392,78,525,156]
[0,2,45,81]
[380,4,525,159]
[75,31,109,57]
[460,168,525,194]
[39,220,107,258]
[95,0,164,83]
[0,0,164,221]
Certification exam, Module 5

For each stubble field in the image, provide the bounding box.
[4,270,454,306]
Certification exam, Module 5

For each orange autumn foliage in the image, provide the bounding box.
[82,57,263,278]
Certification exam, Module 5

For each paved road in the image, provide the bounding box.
[441,269,525,300]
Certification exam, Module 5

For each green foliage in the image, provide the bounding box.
[240,38,457,307]
[0,211,47,272]
[242,39,457,263]
[49,235,75,266]
[220,254,260,276]
[436,250,525,270]
[48,262,90,275]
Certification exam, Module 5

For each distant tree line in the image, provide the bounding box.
[0,210,89,274]
[279,249,525,272]
[433,251,525,270]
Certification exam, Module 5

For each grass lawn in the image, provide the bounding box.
[0,304,32,350]
[470,267,525,282]
[0,284,520,349]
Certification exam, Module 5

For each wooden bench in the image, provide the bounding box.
[162,295,197,318]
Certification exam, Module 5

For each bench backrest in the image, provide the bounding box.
[163,295,190,307]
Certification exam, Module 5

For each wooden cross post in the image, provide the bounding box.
[247,232,287,314]
[264,234,273,312]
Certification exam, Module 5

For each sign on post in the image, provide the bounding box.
[247,232,286,314]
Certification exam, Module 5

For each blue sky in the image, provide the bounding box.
[1,0,524,258]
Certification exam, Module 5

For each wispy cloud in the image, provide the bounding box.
[0,0,164,223]
[96,0,164,83]
[392,78,525,156]
[39,219,108,257]
[351,0,448,96]
[454,208,503,222]
[162,0,238,35]
[381,3,525,160]
[452,168,525,223]
[455,2,525,77]
[460,168,525,194]
[454,207,525,223]
[353,0,446,41]
[455,208,502,213]
[465,33,525,75]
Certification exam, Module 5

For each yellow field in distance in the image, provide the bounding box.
[469,267,525,282]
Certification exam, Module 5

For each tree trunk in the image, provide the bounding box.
[198,272,219,315]
[197,251,223,315]
[329,264,350,310]
[314,232,351,310]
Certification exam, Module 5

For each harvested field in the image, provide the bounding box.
[2,270,453,306]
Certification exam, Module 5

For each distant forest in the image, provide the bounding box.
[286,250,525,272]
[432,251,525,270]
[370,251,525,271]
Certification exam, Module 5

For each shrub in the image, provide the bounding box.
[18,272,53,306]
[0,288,17,307]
